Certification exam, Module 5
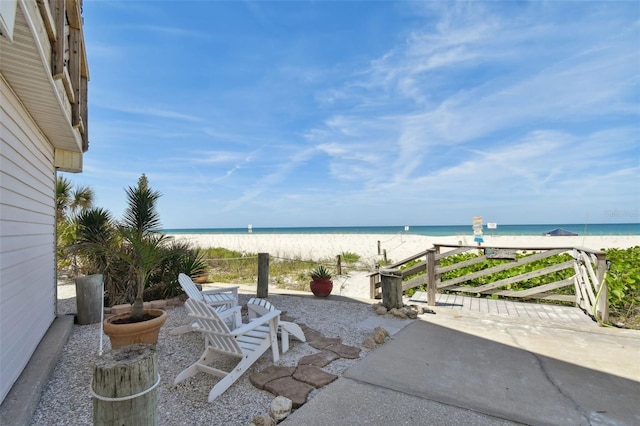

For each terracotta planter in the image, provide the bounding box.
[192,274,209,284]
[310,278,333,297]
[103,309,167,349]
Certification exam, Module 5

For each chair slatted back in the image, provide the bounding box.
[185,299,243,357]
[178,273,205,301]
[247,297,275,319]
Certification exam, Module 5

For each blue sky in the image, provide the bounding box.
[64,1,640,229]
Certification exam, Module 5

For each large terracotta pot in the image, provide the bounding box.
[310,278,333,297]
[103,309,167,349]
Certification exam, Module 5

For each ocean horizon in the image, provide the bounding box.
[163,223,640,236]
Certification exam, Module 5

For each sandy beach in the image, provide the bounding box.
[169,233,639,263]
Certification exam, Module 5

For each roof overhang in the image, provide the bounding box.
[0,0,82,155]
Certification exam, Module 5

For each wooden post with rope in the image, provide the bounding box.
[92,344,158,426]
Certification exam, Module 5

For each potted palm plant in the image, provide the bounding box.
[309,265,333,297]
[75,175,169,348]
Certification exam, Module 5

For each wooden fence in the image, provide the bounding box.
[369,244,608,322]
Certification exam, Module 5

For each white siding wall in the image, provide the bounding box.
[0,77,57,403]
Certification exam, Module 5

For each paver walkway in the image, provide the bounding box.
[249,313,362,408]
[410,291,596,326]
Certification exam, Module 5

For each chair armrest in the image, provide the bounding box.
[202,286,239,296]
[230,309,280,337]
[202,286,239,307]
[217,306,241,320]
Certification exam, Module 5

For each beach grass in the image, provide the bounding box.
[198,247,370,292]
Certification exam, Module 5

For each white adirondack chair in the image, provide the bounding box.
[178,273,238,308]
[247,298,306,353]
[171,273,241,335]
[174,298,280,402]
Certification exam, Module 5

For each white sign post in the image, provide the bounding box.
[472,216,484,245]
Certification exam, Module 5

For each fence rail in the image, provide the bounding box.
[369,244,608,322]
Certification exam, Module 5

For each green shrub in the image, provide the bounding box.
[604,246,640,327]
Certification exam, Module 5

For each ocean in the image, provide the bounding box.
[163,223,640,236]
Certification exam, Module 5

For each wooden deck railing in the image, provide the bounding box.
[369,244,608,322]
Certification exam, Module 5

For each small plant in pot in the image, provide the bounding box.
[309,265,333,297]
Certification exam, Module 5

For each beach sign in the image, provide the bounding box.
[472,216,484,243]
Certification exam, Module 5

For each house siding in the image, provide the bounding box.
[0,76,57,403]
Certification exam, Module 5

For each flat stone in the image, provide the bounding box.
[264,377,314,408]
[298,350,339,367]
[300,327,324,343]
[298,323,319,332]
[249,366,296,390]
[326,343,361,359]
[309,336,342,350]
[293,365,338,388]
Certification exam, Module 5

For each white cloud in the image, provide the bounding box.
[79,1,639,228]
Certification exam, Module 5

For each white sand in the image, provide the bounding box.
[168,233,639,263]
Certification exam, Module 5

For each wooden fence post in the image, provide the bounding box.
[377,240,381,255]
[380,269,403,309]
[336,255,342,275]
[92,344,158,426]
[257,253,269,298]
[595,253,609,322]
[426,249,436,306]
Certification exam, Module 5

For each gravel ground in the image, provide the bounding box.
[31,280,388,426]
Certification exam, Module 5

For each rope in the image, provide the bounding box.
[204,255,258,261]
[90,374,161,402]
[269,255,316,263]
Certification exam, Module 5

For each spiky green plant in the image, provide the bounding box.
[71,175,170,321]
[310,265,332,280]
[118,174,170,321]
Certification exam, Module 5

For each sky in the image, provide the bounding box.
[63,1,640,229]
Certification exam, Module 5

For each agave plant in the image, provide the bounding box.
[310,265,332,280]
[151,241,209,299]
